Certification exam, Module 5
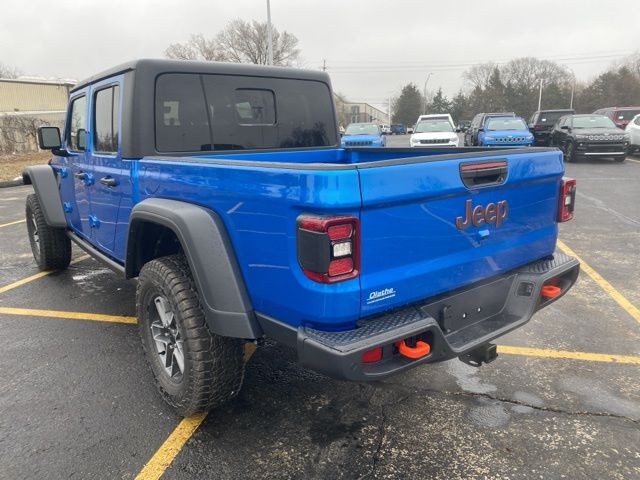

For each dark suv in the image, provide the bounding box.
[390,124,406,135]
[464,112,515,146]
[528,109,575,146]
[549,114,630,163]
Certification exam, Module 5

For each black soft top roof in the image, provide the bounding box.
[71,58,331,92]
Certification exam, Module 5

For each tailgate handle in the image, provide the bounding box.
[460,160,507,188]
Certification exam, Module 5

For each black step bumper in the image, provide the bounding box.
[256,252,579,381]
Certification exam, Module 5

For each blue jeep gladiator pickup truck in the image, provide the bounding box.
[26,59,579,415]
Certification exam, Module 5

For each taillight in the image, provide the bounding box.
[297,214,359,283]
[361,347,382,363]
[558,177,576,222]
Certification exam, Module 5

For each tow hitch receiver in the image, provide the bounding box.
[459,343,498,367]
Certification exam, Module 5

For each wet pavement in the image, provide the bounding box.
[0,147,639,479]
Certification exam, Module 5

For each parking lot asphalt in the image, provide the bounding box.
[0,143,639,479]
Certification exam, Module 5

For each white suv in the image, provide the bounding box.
[625,114,640,154]
[410,117,459,147]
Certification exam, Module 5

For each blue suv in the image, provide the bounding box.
[478,116,534,147]
[341,123,386,147]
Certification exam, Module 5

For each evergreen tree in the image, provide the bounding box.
[392,83,424,126]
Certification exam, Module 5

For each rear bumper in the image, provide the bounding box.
[533,131,552,145]
[256,251,579,381]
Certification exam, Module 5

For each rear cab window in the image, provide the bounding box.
[155,73,337,152]
[537,112,567,125]
[614,109,640,121]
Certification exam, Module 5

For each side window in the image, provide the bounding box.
[634,116,640,126]
[93,85,120,153]
[155,74,210,152]
[67,95,87,151]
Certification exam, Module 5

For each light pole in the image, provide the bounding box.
[266,0,274,66]
[423,73,432,115]
[537,78,543,111]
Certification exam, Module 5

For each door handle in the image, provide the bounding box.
[99,176,118,187]
[74,171,94,186]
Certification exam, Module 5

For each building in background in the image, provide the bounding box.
[343,102,388,125]
[0,77,75,153]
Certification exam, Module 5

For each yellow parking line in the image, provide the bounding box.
[626,158,640,164]
[0,219,26,228]
[498,345,640,365]
[0,255,90,295]
[135,413,207,480]
[0,306,136,324]
[129,344,640,480]
[557,240,640,326]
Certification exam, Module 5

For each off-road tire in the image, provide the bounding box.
[25,193,71,271]
[137,254,245,416]
[614,155,626,163]
[565,142,576,163]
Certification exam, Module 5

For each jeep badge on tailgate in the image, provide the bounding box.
[455,199,509,230]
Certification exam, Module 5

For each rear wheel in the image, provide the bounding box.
[137,254,245,415]
[25,194,71,271]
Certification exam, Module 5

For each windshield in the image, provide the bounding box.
[572,116,617,129]
[614,109,640,121]
[345,123,380,135]
[486,118,527,131]
[414,120,454,133]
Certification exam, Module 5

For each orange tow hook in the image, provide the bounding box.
[396,339,431,359]
[541,285,561,299]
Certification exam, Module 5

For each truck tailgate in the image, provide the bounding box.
[358,150,564,316]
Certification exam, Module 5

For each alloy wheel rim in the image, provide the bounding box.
[30,212,40,256]
[149,295,185,379]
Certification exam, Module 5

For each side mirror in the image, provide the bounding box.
[478,128,485,132]
[455,128,461,133]
[77,129,86,150]
[37,126,61,150]
[560,125,569,130]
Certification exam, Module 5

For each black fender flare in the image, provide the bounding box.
[126,198,261,339]
[22,165,67,227]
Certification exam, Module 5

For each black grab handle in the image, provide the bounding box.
[460,160,507,188]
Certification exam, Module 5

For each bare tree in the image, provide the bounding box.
[215,19,300,66]
[165,21,300,66]
[0,115,46,153]
[0,62,21,79]
[463,63,497,91]
[617,51,640,79]
[501,57,572,90]
[165,34,227,61]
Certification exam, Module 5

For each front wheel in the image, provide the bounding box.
[25,194,71,271]
[614,155,626,163]
[564,142,576,163]
[137,254,245,416]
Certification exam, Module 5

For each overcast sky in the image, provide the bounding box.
[2,0,639,111]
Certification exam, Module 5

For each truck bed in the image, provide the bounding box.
[126,146,565,331]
